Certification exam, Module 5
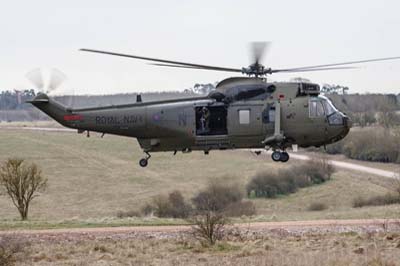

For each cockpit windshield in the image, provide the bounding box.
[319,95,338,116]
[315,95,343,125]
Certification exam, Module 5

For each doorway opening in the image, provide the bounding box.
[195,106,227,136]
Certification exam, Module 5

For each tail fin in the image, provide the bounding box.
[27,94,72,126]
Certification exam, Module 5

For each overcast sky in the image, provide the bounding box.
[1,0,400,94]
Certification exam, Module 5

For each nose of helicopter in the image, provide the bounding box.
[344,115,352,129]
[341,115,352,137]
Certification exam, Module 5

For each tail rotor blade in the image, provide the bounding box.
[26,68,44,91]
[48,68,67,93]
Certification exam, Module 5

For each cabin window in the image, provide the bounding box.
[262,105,275,123]
[309,100,325,117]
[239,110,250,124]
[269,108,275,122]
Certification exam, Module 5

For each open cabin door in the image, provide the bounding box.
[195,105,228,136]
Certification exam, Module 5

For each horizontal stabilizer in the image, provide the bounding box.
[26,98,49,104]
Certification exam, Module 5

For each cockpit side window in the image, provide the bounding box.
[309,100,325,118]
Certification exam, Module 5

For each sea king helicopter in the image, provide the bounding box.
[27,43,400,167]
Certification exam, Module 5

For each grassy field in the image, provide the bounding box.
[0,128,399,228]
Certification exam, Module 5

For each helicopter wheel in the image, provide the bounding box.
[139,158,148,167]
[271,151,281,162]
[139,152,151,167]
[280,152,289,162]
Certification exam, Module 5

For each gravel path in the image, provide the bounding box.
[1,219,399,242]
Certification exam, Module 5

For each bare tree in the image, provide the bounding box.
[189,211,227,246]
[0,159,47,220]
[188,181,235,246]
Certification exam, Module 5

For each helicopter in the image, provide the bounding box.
[27,43,400,167]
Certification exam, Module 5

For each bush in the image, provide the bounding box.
[352,193,400,208]
[167,190,192,218]
[296,158,335,184]
[307,202,328,211]
[189,180,239,246]
[189,211,227,246]
[116,210,140,218]
[223,201,256,217]
[247,159,335,198]
[192,181,243,213]
[246,171,298,198]
[140,203,154,216]
[142,190,192,218]
[327,127,400,163]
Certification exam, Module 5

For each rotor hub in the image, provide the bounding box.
[242,63,272,77]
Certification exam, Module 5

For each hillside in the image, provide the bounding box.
[0,128,399,227]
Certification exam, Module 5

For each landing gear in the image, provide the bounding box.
[280,152,289,162]
[271,150,290,162]
[271,151,282,162]
[139,158,148,167]
[139,152,151,167]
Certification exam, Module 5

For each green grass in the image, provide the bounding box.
[0,128,399,230]
[0,217,188,231]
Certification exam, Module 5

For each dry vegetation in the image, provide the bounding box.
[3,228,400,266]
[246,158,335,198]
[326,126,400,163]
[353,179,400,208]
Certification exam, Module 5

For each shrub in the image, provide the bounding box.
[296,158,335,184]
[189,180,238,246]
[307,202,328,211]
[142,190,192,218]
[327,127,400,163]
[326,140,345,155]
[223,201,256,217]
[189,211,227,246]
[247,159,335,198]
[167,190,192,218]
[352,193,400,208]
[246,171,298,198]
[116,210,140,218]
[140,203,154,216]
[192,181,243,213]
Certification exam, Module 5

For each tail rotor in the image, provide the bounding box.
[26,68,67,95]
[25,68,74,108]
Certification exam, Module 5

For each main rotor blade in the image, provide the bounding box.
[80,48,242,73]
[272,66,358,73]
[274,56,400,72]
[149,63,243,73]
[251,42,270,65]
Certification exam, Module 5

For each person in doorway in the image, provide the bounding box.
[200,107,210,132]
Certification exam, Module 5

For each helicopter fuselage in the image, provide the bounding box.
[29,78,351,165]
